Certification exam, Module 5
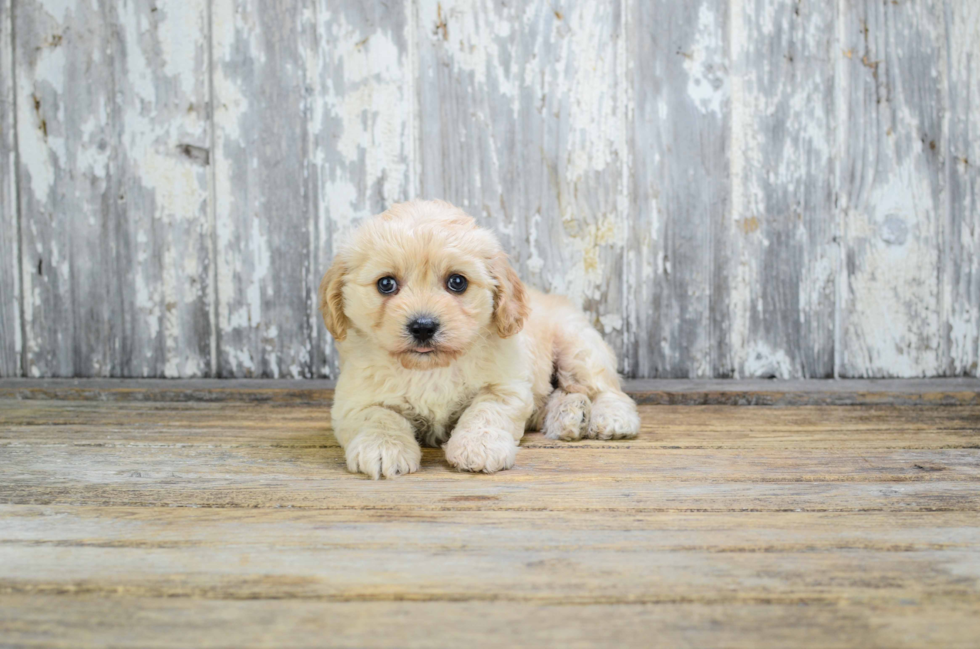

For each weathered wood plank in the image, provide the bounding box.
[1,596,977,649]
[10,481,975,512]
[115,1,214,378]
[945,0,980,377]
[15,0,114,377]
[838,0,946,377]
[14,0,213,378]
[4,443,979,485]
[728,0,836,378]
[9,595,978,649]
[312,0,415,376]
[5,506,978,544]
[416,0,630,366]
[0,0,18,378]
[3,402,978,450]
[627,0,729,378]
[1,508,978,602]
[211,0,317,378]
[2,428,978,512]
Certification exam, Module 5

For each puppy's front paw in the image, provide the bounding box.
[444,427,517,473]
[345,431,421,480]
[587,393,641,440]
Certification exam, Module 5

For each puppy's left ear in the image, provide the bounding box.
[490,253,529,338]
[319,257,349,341]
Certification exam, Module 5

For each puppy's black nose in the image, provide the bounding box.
[407,316,440,343]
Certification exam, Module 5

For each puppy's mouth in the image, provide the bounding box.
[394,343,460,370]
[395,344,440,356]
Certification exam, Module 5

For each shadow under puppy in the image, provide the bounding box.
[319,199,639,479]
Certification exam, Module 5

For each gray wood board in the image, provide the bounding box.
[627,0,730,378]
[728,0,837,379]
[211,0,317,378]
[944,0,980,376]
[13,0,213,378]
[0,0,19,377]
[838,0,946,377]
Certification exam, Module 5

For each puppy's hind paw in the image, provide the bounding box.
[444,427,517,473]
[345,431,421,479]
[542,390,592,441]
[587,393,640,440]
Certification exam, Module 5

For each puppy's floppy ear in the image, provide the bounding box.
[490,253,529,338]
[319,257,349,341]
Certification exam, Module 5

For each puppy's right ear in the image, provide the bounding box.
[319,258,349,341]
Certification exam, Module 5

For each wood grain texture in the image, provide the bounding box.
[416,0,630,367]
[627,0,730,378]
[2,508,980,601]
[2,596,978,649]
[728,0,836,379]
[838,0,946,377]
[2,400,979,513]
[312,0,415,377]
[4,400,980,449]
[211,0,317,378]
[944,0,980,376]
[0,396,978,647]
[0,0,18,378]
[14,0,213,378]
[15,0,114,377]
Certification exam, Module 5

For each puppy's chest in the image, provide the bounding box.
[394,376,477,446]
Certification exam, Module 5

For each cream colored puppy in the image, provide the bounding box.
[319,199,639,479]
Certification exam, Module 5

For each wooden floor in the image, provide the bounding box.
[1,380,979,648]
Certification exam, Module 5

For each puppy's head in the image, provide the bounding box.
[319,200,528,370]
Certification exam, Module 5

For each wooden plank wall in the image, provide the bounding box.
[0,0,977,379]
[0,0,18,376]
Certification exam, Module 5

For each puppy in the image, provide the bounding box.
[319,199,640,479]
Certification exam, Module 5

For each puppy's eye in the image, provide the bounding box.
[446,274,468,294]
[377,276,398,295]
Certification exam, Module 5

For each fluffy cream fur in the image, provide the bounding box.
[319,200,639,479]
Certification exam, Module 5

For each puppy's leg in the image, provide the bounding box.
[541,389,591,441]
[554,326,640,441]
[445,383,533,473]
[335,406,422,480]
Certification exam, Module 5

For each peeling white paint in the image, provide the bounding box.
[742,341,793,379]
[16,40,66,203]
[684,3,728,116]
[599,313,623,334]
[844,158,942,377]
[838,0,949,378]
[525,211,544,275]
[318,8,412,241]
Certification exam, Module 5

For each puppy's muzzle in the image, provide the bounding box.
[407,316,440,344]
